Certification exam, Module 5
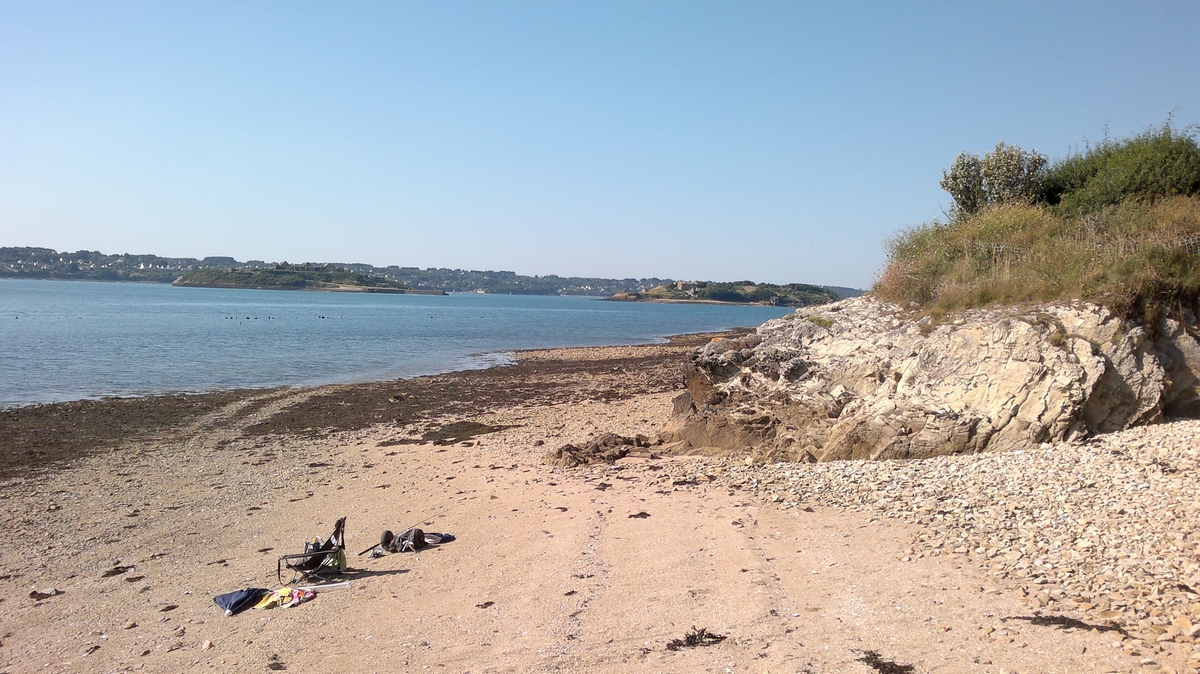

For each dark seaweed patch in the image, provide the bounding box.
[1004,614,1128,635]
[423,421,503,444]
[856,650,915,674]
[666,626,726,651]
[377,438,423,447]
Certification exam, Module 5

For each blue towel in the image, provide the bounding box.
[213,588,270,616]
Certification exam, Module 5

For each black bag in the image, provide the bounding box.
[381,528,427,553]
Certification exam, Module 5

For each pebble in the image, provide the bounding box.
[601,418,1200,654]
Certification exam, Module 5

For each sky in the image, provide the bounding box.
[2,2,1198,289]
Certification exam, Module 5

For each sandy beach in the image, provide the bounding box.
[2,334,1196,673]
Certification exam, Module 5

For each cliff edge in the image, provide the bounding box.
[661,297,1200,461]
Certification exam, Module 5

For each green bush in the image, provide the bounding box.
[940,153,985,218]
[941,142,1047,219]
[1043,122,1200,212]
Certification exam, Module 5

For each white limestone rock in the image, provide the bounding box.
[661,297,1200,461]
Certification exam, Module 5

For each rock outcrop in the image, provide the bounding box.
[544,433,657,467]
[660,297,1200,462]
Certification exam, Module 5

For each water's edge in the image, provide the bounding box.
[1,279,789,407]
[0,327,751,411]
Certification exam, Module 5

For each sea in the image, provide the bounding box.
[0,278,791,408]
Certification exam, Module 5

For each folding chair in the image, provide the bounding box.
[277,517,347,584]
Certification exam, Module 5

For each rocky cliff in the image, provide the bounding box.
[661,297,1200,461]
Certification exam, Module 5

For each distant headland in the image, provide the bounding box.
[171,264,446,294]
[605,280,859,307]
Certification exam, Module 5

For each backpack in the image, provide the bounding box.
[381,528,427,553]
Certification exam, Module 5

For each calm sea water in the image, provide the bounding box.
[0,278,790,408]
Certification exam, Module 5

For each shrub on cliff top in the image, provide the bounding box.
[877,123,1200,319]
[1043,122,1200,213]
[941,142,1048,219]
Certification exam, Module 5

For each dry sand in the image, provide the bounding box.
[0,336,1189,673]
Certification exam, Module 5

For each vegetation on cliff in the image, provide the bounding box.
[174,264,420,292]
[875,122,1200,319]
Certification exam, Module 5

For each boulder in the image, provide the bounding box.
[660,297,1200,461]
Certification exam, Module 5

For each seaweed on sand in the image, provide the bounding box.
[1005,614,1128,635]
[422,421,503,444]
[856,650,915,674]
[666,626,727,651]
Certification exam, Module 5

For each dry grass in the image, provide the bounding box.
[873,196,1200,320]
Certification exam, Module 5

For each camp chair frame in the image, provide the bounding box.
[277,517,347,585]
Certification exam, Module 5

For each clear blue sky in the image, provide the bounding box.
[2,2,1198,288]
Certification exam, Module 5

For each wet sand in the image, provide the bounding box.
[0,331,737,480]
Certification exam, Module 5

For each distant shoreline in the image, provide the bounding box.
[602,295,782,307]
[171,281,447,295]
[3,247,862,298]
[602,284,855,307]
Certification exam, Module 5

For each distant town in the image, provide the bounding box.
[0,246,862,301]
